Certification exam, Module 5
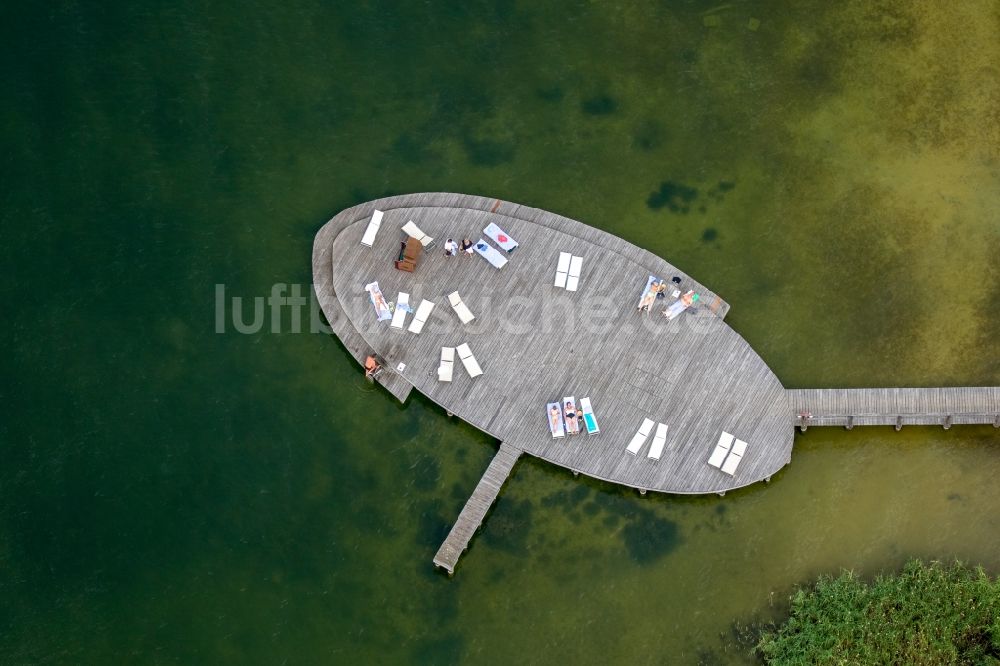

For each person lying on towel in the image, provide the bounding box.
[662,291,699,319]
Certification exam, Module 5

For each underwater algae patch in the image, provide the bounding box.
[581,93,618,116]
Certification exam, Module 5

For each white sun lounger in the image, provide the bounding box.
[566,255,583,292]
[407,299,435,334]
[648,423,668,460]
[626,418,655,455]
[580,397,600,434]
[401,220,434,247]
[721,438,747,476]
[483,222,518,253]
[553,252,570,288]
[390,292,409,329]
[438,346,455,382]
[708,431,735,468]
[456,343,483,378]
[361,210,383,247]
[473,239,508,269]
[547,402,565,438]
[448,291,475,324]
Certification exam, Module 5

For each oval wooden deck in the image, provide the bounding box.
[317,193,792,494]
[313,193,999,574]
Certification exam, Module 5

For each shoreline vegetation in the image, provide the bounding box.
[755,560,1000,665]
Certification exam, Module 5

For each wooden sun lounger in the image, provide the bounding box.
[438,346,455,382]
[448,291,475,324]
[708,432,735,468]
[580,397,600,434]
[390,292,409,329]
[648,423,668,460]
[566,255,583,292]
[554,252,571,288]
[626,418,655,455]
[361,209,383,247]
[407,299,435,334]
[401,220,434,247]
[456,343,483,378]
[721,438,747,475]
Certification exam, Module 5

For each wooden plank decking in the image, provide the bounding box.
[316,193,788,496]
[313,192,998,575]
[789,387,1000,429]
[312,206,413,402]
[433,442,522,574]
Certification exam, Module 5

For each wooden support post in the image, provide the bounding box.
[846,415,854,430]
[943,415,952,430]
[572,471,579,477]
[764,476,771,483]
[994,414,999,428]
[895,415,903,431]
[639,488,647,496]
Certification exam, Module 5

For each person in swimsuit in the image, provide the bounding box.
[364,355,381,378]
[549,405,562,433]
[460,238,474,256]
[564,401,578,434]
[638,281,658,313]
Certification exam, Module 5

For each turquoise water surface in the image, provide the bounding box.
[2,1,998,663]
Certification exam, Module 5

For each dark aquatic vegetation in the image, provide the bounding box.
[581,93,618,115]
[622,515,681,564]
[647,180,699,212]
[701,227,719,242]
[633,119,667,151]
[392,132,436,164]
[482,497,533,552]
[462,135,516,167]
[535,85,564,102]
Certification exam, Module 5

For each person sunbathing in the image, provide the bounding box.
[638,281,659,312]
[364,355,381,378]
[662,291,699,318]
[549,405,562,433]
[564,402,578,433]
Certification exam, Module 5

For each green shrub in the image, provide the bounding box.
[757,560,1000,665]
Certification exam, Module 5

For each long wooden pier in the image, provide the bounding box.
[312,193,999,575]
[433,443,522,575]
[789,387,1000,430]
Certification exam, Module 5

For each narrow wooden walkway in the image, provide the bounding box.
[789,387,1000,429]
[433,442,522,574]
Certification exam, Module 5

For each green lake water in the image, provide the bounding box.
[2,1,999,663]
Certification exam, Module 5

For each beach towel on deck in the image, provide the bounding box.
[580,397,600,434]
[637,275,662,309]
[484,222,518,253]
[664,291,699,321]
[473,239,508,269]
[364,281,392,322]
